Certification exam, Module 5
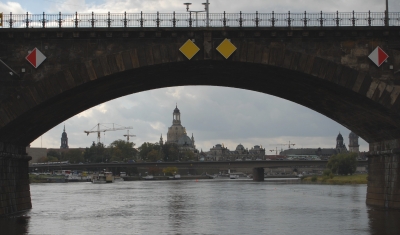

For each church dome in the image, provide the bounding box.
[178,135,192,146]
[174,106,180,113]
[236,144,245,151]
[62,132,67,138]
[336,133,343,141]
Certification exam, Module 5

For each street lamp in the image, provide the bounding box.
[385,0,389,26]
[183,0,210,27]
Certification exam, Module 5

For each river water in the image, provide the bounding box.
[2,178,400,235]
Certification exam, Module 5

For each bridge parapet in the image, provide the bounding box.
[1,11,400,28]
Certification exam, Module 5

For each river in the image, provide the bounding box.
[1,178,400,235]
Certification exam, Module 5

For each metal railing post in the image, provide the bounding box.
[304,11,307,27]
[223,11,226,27]
[271,11,275,27]
[239,11,243,27]
[189,11,192,27]
[124,11,127,28]
[58,12,62,28]
[42,12,46,28]
[91,12,95,28]
[320,11,323,27]
[172,11,176,27]
[107,11,111,28]
[335,11,340,27]
[156,11,160,28]
[255,11,259,27]
[25,12,29,28]
[140,11,143,27]
[368,10,371,26]
[75,12,79,28]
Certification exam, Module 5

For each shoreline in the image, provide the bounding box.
[301,174,368,185]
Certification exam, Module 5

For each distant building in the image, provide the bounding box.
[335,132,347,153]
[60,125,69,149]
[348,132,360,153]
[280,133,350,160]
[205,143,266,161]
[164,105,197,153]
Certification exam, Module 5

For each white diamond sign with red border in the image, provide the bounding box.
[368,46,389,67]
[25,48,46,69]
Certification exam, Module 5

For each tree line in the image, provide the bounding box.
[38,140,196,164]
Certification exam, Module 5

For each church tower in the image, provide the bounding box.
[348,132,360,153]
[173,105,181,125]
[167,105,187,144]
[159,134,164,146]
[336,132,347,153]
[60,125,69,149]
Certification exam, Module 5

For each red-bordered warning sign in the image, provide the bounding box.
[25,48,46,69]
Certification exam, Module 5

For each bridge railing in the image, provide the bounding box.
[1,11,399,28]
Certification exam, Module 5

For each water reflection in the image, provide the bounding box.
[0,215,30,235]
[368,207,400,235]
[2,181,400,234]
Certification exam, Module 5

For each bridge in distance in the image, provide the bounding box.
[29,160,368,171]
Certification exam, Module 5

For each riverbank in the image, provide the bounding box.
[29,174,66,183]
[301,174,368,184]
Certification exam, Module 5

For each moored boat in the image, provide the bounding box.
[230,174,239,179]
[143,175,154,180]
[92,172,114,184]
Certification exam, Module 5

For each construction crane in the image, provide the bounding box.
[123,130,136,143]
[269,144,287,155]
[84,123,133,144]
[286,141,296,149]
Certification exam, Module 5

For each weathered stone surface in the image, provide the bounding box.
[0,27,400,213]
[0,153,31,217]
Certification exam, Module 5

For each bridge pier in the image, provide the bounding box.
[0,146,32,217]
[252,168,264,182]
[367,140,400,209]
[367,154,400,209]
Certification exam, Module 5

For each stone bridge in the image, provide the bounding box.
[1,11,400,215]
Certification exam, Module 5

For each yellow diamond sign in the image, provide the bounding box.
[216,38,237,59]
[179,39,200,60]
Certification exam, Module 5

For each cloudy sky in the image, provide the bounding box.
[3,0,399,152]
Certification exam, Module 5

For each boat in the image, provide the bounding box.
[230,174,239,179]
[143,175,154,180]
[92,172,114,184]
[168,174,181,180]
[114,176,124,182]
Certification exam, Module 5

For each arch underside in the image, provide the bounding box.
[1,60,400,146]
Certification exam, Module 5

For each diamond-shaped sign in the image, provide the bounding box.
[368,46,389,67]
[179,39,200,60]
[25,48,46,69]
[216,38,237,59]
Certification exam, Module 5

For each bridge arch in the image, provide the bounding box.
[1,45,400,147]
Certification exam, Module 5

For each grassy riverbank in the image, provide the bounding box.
[29,174,66,183]
[301,174,368,184]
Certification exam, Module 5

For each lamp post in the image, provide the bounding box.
[184,1,210,27]
[385,0,389,26]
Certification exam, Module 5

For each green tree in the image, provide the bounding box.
[83,142,110,163]
[148,167,161,175]
[109,139,137,162]
[47,150,61,160]
[64,149,84,164]
[180,150,195,161]
[327,152,357,175]
[163,167,179,176]
[138,142,159,161]
[147,149,161,162]
[162,143,179,162]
